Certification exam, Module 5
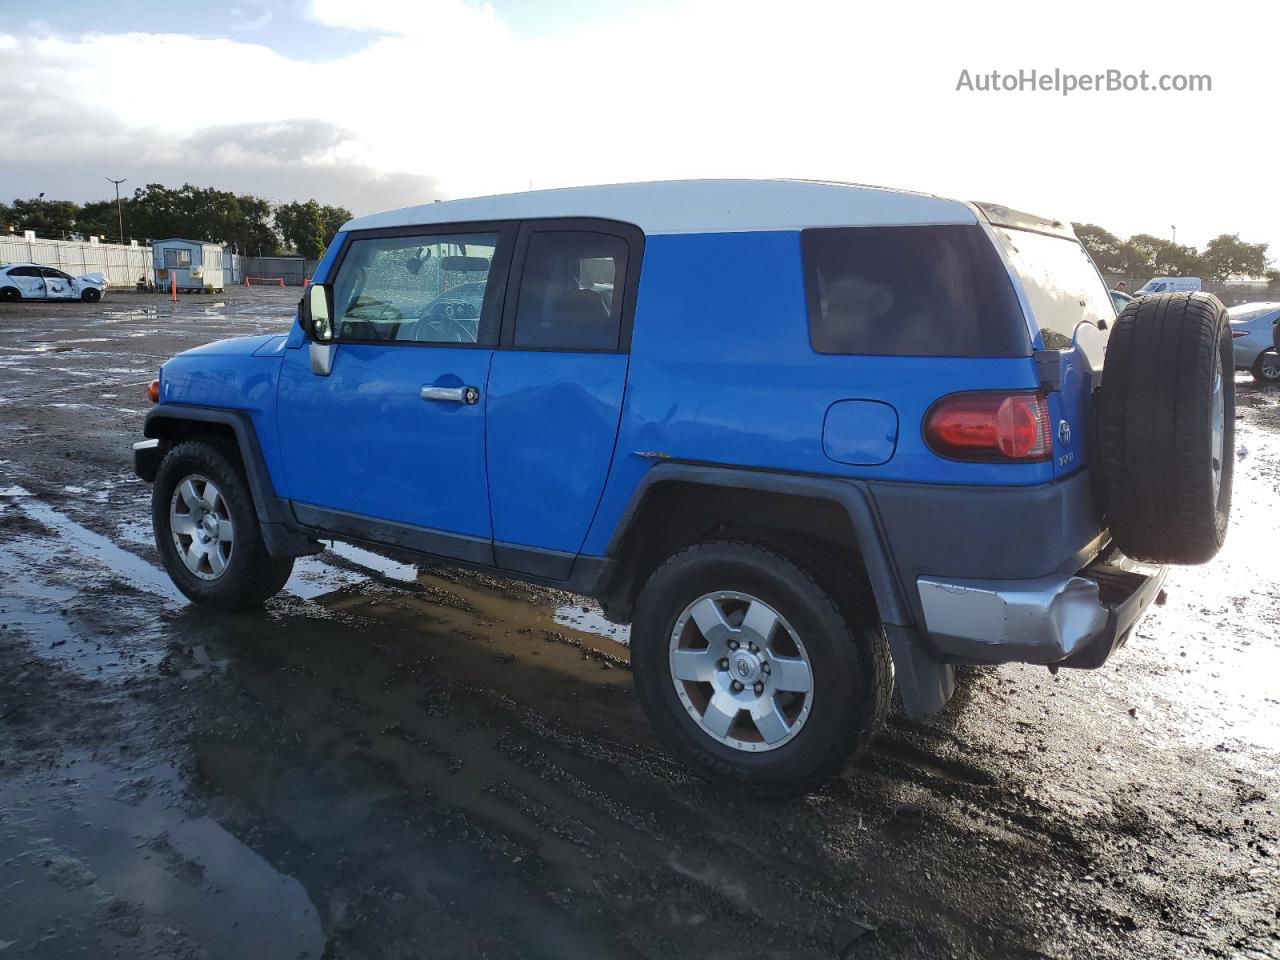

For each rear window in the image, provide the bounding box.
[992,227,1115,350]
[802,225,1028,357]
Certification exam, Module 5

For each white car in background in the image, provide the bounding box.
[1230,301,1280,384]
[0,263,108,303]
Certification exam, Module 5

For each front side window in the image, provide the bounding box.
[512,231,627,351]
[332,232,502,344]
[164,249,192,268]
[992,227,1115,350]
[802,225,1028,357]
[40,268,72,280]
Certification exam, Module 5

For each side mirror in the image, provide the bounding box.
[300,284,335,342]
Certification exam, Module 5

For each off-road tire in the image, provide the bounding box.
[1251,349,1280,385]
[1097,292,1233,563]
[631,540,892,797]
[81,287,101,303]
[153,439,293,610]
[0,287,19,303]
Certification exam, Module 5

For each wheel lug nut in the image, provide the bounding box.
[762,663,771,674]
[748,643,758,653]
[731,680,744,693]
[753,681,764,695]
[728,640,739,651]
[717,658,729,670]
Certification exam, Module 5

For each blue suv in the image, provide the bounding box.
[134,180,1234,795]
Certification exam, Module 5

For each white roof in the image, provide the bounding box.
[342,179,979,236]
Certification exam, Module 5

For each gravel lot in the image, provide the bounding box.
[0,287,1276,959]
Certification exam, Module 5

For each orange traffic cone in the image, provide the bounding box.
[170,273,177,302]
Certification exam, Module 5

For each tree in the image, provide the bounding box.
[1126,233,1205,277]
[1202,234,1270,282]
[1073,223,1126,274]
[274,199,348,260]
[7,197,79,237]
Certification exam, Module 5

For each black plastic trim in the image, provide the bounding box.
[602,462,913,627]
[291,502,494,566]
[494,541,574,580]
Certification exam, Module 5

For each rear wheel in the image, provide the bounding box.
[153,439,293,610]
[80,287,101,303]
[631,540,891,797]
[1252,350,1280,385]
[0,287,19,303]
[1097,292,1233,563]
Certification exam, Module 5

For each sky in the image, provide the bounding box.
[0,0,1276,256]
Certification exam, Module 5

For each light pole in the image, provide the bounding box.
[106,177,127,243]
[1171,225,1177,245]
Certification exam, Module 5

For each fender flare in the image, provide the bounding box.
[603,462,912,626]
[143,405,320,557]
[600,463,955,719]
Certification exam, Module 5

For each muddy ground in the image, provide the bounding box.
[0,287,1276,960]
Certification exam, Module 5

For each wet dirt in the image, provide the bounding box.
[0,288,1277,959]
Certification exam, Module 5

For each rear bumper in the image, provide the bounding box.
[917,548,1166,667]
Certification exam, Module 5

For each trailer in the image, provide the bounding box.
[152,238,231,293]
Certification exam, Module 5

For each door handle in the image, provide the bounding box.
[420,384,480,405]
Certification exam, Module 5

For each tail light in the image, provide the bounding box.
[146,379,160,404]
[924,391,1052,462]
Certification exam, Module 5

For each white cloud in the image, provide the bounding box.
[1,0,1277,255]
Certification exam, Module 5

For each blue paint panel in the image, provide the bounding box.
[581,230,1049,556]
[486,351,627,554]
[822,400,898,465]
[159,345,288,486]
[274,343,494,537]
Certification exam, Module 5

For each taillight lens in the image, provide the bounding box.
[924,391,1053,462]
[146,379,160,404]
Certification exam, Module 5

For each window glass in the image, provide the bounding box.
[332,233,500,344]
[802,225,1028,357]
[992,227,1115,350]
[512,231,626,351]
[164,249,192,268]
[40,268,71,280]
[9,266,42,277]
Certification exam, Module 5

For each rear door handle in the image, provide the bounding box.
[421,384,480,405]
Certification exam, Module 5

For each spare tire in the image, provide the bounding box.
[1097,292,1233,564]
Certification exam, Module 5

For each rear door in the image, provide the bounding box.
[276,224,515,559]
[484,219,641,578]
[989,225,1114,479]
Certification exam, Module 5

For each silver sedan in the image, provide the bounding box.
[1230,302,1280,384]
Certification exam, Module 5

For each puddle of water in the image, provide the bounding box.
[0,757,325,958]
[324,538,420,582]
[554,603,630,645]
[0,487,185,604]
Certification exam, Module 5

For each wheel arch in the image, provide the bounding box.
[596,464,911,629]
[143,405,319,557]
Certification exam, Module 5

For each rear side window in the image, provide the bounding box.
[512,231,627,351]
[802,225,1028,357]
[992,227,1115,350]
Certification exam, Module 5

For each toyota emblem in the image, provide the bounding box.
[1057,419,1072,446]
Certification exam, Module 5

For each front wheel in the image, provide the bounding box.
[1252,350,1280,385]
[81,287,101,303]
[153,439,293,610]
[631,540,891,797]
